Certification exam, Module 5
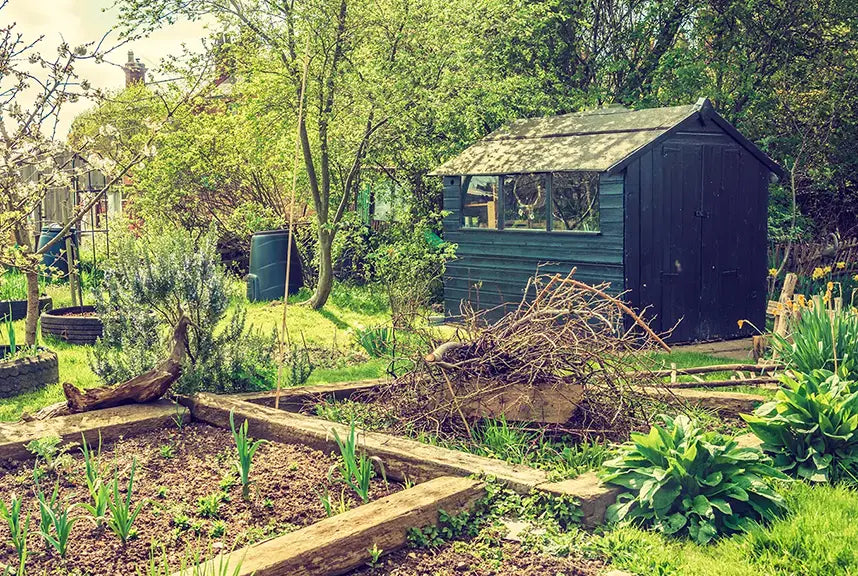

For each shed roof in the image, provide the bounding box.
[429,98,783,177]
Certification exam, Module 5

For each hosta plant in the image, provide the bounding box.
[600,414,787,544]
[743,369,858,482]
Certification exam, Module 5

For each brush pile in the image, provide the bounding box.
[371,270,671,440]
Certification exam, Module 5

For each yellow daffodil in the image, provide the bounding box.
[768,268,778,277]
[837,261,847,270]
[737,319,745,329]
[812,267,825,280]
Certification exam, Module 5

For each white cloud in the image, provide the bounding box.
[4,0,211,137]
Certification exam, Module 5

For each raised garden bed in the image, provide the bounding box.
[0,400,486,576]
[0,421,400,574]
[0,346,59,398]
[40,304,103,345]
[0,296,52,322]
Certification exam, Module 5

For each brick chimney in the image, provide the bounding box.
[123,50,146,86]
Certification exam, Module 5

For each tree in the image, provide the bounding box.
[117,0,456,309]
[0,6,206,344]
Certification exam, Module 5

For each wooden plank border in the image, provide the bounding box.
[183,393,548,492]
[177,476,485,576]
[0,400,188,460]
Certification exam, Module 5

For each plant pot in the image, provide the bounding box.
[0,347,59,398]
[40,305,103,345]
[0,296,53,322]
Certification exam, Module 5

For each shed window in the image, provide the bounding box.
[551,172,600,232]
[503,173,547,230]
[462,175,498,228]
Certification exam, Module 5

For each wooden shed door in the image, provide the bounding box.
[654,143,743,342]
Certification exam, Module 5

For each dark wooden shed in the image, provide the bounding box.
[430,98,783,343]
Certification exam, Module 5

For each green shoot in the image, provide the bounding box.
[106,458,146,544]
[80,432,109,527]
[229,410,266,500]
[329,421,382,503]
[0,494,30,572]
[38,500,77,558]
[367,542,383,567]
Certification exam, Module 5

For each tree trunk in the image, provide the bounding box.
[24,270,39,346]
[307,230,334,310]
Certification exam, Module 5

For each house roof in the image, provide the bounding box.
[429,98,784,178]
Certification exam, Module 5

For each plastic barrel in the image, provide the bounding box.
[246,229,303,302]
[37,224,76,277]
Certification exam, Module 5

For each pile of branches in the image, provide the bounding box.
[369,269,672,441]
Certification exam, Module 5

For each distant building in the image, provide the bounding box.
[123,51,146,86]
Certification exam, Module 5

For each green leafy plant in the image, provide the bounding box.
[38,488,77,558]
[353,326,393,357]
[0,494,30,572]
[26,435,71,474]
[80,433,109,527]
[600,414,788,544]
[2,313,15,360]
[106,458,146,544]
[319,487,349,517]
[771,300,858,375]
[329,421,384,503]
[744,369,858,482]
[229,411,267,499]
[367,542,383,567]
[197,492,224,518]
[159,444,175,459]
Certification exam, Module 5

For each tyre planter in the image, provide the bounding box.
[0,296,52,321]
[0,347,59,398]
[40,305,103,345]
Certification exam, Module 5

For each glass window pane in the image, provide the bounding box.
[551,172,600,232]
[503,174,547,230]
[462,175,499,228]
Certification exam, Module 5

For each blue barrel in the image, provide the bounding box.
[37,224,76,277]
[246,229,303,302]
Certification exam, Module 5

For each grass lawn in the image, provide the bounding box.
[0,281,394,421]
[588,482,858,576]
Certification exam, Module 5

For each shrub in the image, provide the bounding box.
[91,225,277,394]
[771,300,858,375]
[743,369,858,482]
[600,414,787,544]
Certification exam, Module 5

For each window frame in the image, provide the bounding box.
[459,172,601,235]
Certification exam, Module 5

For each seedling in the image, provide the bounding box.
[172,513,192,531]
[38,500,77,558]
[172,405,189,431]
[229,410,267,500]
[209,520,226,538]
[330,421,384,503]
[26,435,71,475]
[0,494,30,571]
[319,486,349,517]
[367,542,383,567]
[34,476,59,538]
[159,444,175,459]
[197,492,224,518]
[106,458,146,544]
[155,486,169,499]
[80,433,109,527]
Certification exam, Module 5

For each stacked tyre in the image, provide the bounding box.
[0,296,52,321]
[40,305,103,345]
[0,348,59,397]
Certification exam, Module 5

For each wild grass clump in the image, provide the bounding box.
[601,414,787,544]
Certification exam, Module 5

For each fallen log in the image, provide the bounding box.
[625,363,783,379]
[23,315,190,420]
[660,377,779,389]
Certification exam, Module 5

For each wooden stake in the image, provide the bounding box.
[276,40,311,411]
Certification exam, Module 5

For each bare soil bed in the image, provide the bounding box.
[0,422,399,575]
[351,541,601,576]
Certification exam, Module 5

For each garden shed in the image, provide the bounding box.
[431,98,783,343]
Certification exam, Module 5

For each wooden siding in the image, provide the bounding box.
[624,115,769,342]
[442,174,625,319]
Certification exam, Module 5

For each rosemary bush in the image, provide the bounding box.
[91,225,277,394]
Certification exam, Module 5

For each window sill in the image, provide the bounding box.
[459,227,602,236]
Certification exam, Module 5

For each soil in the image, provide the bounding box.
[52,311,97,318]
[0,422,399,575]
[351,541,601,576]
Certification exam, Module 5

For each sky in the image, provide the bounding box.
[4,0,212,136]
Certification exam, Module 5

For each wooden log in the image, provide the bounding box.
[625,363,782,379]
[64,315,190,413]
[773,272,798,337]
[660,377,778,389]
[25,315,190,420]
[179,476,485,576]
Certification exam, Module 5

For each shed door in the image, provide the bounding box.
[648,141,746,343]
